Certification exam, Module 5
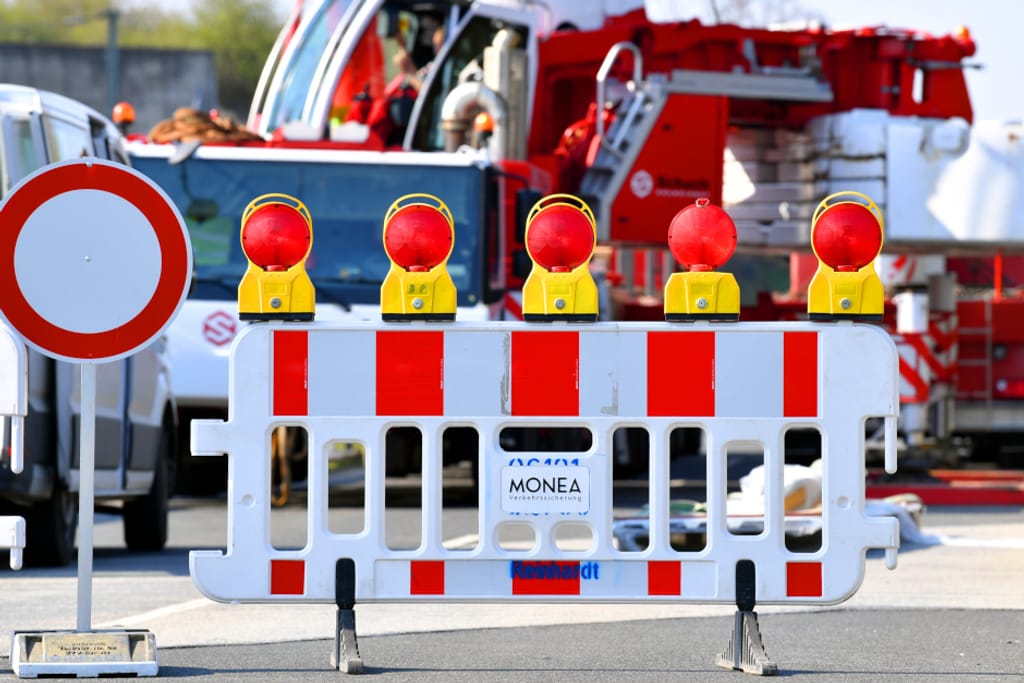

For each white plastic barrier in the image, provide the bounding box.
[0,322,28,570]
[192,320,899,673]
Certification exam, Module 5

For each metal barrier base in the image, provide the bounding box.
[716,610,778,676]
[10,629,158,678]
[331,608,363,674]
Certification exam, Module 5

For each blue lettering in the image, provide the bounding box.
[510,561,601,581]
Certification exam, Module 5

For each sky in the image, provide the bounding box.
[152,0,1020,122]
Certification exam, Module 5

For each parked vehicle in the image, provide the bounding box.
[0,84,177,566]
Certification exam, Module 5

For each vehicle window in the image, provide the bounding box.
[131,155,485,308]
[267,0,354,131]
[3,117,44,194]
[42,114,92,161]
[411,15,529,151]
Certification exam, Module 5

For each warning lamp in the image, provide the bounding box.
[380,193,457,321]
[238,193,315,321]
[112,101,136,134]
[521,194,599,322]
[663,198,741,321]
[807,191,885,321]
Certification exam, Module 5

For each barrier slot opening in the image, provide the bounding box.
[442,426,479,550]
[784,428,823,552]
[327,440,365,536]
[670,426,707,552]
[269,424,308,550]
[385,426,422,550]
[727,443,766,538]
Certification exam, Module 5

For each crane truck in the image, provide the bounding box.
[126,0,1022,485]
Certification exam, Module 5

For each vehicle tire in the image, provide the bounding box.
[123,427,170,552]
[23,482,78,567]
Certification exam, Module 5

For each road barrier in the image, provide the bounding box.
[192,320,899,674]
[192,191,899,675]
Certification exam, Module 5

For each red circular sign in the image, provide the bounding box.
[0,159,192,362]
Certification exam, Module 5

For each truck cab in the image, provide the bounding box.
[0,84,177,566]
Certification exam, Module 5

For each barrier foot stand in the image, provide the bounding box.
[11,629,158,678]
[332,608,363,674]
[715,611,777,676]
[715,559,777,676]
[331,558,363,674]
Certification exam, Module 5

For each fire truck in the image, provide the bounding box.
[127,0,1022,480]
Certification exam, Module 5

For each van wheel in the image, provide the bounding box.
[123,427,170,552]
[24,483,78,567]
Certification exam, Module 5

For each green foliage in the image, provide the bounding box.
[0,0,285,118]
[192,0,283,117]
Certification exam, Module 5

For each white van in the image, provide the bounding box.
[0,84,176,566]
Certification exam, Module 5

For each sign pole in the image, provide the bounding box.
[77,362,96,632]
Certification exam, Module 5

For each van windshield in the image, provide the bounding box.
[131,154,485,307]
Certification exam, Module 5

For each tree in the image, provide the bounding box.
[0,0,283,119]
[190,0,282,118]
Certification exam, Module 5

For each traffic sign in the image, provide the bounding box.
[0,158,192,362]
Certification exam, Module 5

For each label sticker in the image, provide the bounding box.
[501,465,589,514]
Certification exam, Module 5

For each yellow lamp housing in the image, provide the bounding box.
[807,191,885,321]
[237,193,315,321]
[664,271,741,321]
[663,198,741,321]
[521,194,599,322]
[380,193,457,321]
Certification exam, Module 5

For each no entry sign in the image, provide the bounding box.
[0,159,192,362]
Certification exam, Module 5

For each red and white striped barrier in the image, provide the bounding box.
[191,320,899,607]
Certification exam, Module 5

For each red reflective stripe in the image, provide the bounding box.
[784,331,818,417]
[269,559,305,595]
[786,561,822,597]
[273,330,308,416]
[511,331,579,416]
[511,561,581,595]
[376,330,444,416]
[647,561,681,596]
[647,331,715,417]
[410,560,445,595]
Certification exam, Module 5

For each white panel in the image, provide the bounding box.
[579,329,646,417]
[682,561,718,599]
[373,560,411,599]
[716,331,782,417]
[307,330,375,416]
[444,330,507,416]
[444,560,510,596]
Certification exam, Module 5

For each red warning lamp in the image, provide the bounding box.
[663,198,740,321]
[237,193,315,321]
[522,194,599,321]
[667,197,737,272]
[810,202,883,273]
[241,203,311,271]
[807,191,885,320]
[383,203,453,273]
[525,202,596,273]
[380,193,457,321]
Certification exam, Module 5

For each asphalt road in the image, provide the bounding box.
[0,487,1021,680]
